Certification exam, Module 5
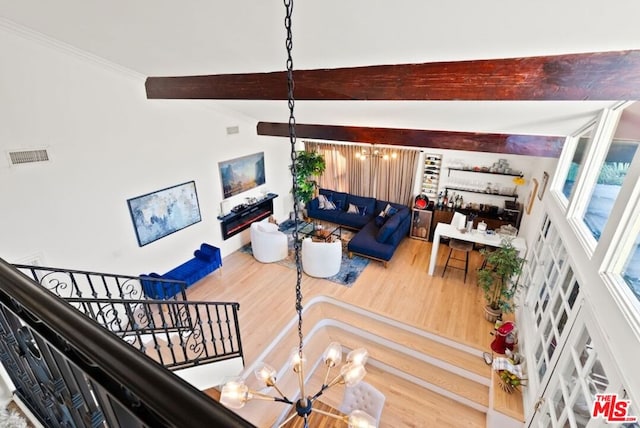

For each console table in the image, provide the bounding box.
[218,193,278,240]
[428,222,527,276]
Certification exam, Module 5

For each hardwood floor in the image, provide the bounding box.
[188,237,517,427]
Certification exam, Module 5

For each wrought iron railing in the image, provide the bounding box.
[14,264,243,369]
[14,264,188,301]
[66,297,244,370]
[0,258,254,427]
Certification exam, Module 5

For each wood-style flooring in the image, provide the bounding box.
[188,236,521,427]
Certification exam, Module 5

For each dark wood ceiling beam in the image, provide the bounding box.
[147,50,640,101]
[257,122,565,158]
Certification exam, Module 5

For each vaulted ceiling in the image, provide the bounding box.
[2,1,640,153]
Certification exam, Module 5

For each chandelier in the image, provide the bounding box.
[354,145,398,161]
[219,1,376,427]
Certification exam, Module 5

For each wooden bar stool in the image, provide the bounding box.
[441,238,474,282]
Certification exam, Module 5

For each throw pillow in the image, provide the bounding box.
[318,194,336,210]
[384,203,398,217]
[375,212,387,227]
[347,203,367,216]
[317,194,328,209]
[324,198,337,210]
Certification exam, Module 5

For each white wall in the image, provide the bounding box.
[0,26,292,276]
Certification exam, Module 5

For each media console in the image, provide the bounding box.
[217,193,278,240]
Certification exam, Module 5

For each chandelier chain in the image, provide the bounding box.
[284,0,305,378]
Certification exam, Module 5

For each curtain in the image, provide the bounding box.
[303,141,418,204]
[374,148,419,205]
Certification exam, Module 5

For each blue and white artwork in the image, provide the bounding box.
[127,181,202,246]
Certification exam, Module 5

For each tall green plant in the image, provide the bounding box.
[477,239,525,314]
[292,150,326,204]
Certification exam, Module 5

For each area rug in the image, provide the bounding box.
[239,222,370,287]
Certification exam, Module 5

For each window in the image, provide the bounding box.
[622,232,640,303]
[562,130,593,200]
[582,140,638,240]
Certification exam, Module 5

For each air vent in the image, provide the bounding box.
[8,149,50,165]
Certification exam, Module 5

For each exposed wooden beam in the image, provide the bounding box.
[146,50,640,101]
[257,122,565,158]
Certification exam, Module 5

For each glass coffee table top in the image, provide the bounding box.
[295,221,341,242]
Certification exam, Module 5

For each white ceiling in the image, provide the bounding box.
[2,0,640,136]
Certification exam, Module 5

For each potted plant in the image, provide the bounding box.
[477,239,525,322]
[292,150,326,205]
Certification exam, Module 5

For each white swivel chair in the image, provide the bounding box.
[339,381,385,425]
[301,238,342,278]
[250,221,288,263]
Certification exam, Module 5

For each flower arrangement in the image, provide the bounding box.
[493,350,527,393]
[512,176,526,186]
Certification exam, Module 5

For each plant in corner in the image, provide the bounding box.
[292,150,326,205]
[477,239,525,322]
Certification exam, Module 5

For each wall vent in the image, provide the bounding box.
[8,149,50,165]
[226,126,239,135]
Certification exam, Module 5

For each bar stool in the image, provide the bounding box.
[441,238,474,282]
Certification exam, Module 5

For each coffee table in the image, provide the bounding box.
[296,221,342,242]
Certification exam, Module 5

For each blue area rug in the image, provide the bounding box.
[239,222,370,287]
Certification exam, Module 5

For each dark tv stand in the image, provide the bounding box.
[217,193,278,240]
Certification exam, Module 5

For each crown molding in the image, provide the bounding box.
[0,16,144,81]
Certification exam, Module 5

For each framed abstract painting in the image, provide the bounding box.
[127,181,201,246]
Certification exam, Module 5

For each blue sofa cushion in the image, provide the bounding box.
[348,222,396,261]
[376,208,409,243]
[374,212,387,227]
[194,249,213,263]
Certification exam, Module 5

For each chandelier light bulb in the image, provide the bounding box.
[289,348,306,373]
[219,379,250,409]
[323,342,343,367]
[383,154,389,160]
[254,362,277,386]
[346,348,369,366]
[391,152,398,159]
[347,409,377,428]
[340,363,367,387]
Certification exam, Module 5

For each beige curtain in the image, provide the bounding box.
[373,148,419,205]
[303,141,418,203]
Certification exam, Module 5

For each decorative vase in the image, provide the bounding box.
[483,305,502,323]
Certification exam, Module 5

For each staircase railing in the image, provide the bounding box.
[0,257,254,427]
[66,297,244,369]
[13,264,244,370]
[14,263,188,301]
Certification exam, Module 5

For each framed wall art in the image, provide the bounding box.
[127,181,201,246]
[526,178,539,215]
[219,152,266,199]
[538,171,549,200]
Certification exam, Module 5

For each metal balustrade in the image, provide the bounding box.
[0,258,253,427]
[14,263,188,301]
[66,297,244,369]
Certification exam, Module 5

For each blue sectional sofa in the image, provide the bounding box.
[306,189,410,266]
[141,243,222,299]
